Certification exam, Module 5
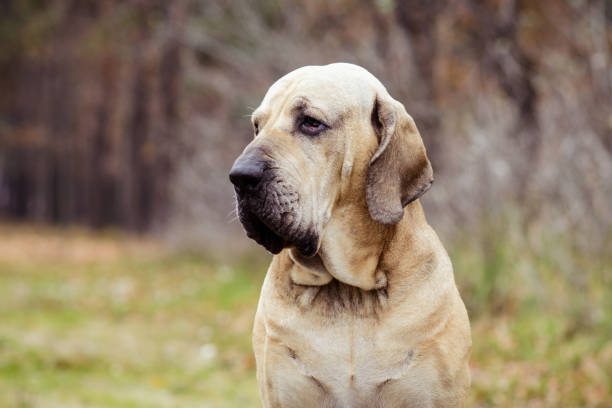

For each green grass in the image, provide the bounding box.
[0,224,610,407]
[453,221,612,407]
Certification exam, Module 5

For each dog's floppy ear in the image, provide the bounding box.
[366,95,434,225]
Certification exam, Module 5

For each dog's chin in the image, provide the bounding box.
[293,236,319,258]
[237,206,319,257]
[239,209,285,255]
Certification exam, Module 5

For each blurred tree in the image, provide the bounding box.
[0,0,186,231]
[463,0,540,200]
[0,0,609,243]
[396,0,444,166]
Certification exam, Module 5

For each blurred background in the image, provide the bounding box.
[0,0,610,407]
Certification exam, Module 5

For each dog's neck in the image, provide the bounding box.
[289,200,428,291]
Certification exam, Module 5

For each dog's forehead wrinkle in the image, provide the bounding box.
[288,97,334,125]
[297,82,370,115]
[263,65,379,116]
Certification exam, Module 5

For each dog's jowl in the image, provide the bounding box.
[229,63,471,408]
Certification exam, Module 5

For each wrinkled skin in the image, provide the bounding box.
[233,147,317,256]
[231,63,376,267]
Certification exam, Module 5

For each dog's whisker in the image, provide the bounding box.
[226,207,239,224]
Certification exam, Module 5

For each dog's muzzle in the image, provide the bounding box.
[229,147,318,256]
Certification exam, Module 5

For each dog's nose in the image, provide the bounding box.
[229,156,265,191]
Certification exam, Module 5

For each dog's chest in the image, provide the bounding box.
[265,309,417,398]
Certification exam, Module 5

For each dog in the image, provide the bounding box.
[229,63,471,407]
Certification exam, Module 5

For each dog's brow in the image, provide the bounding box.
[292,96,310,109]
[291,97,330,124]
[251,111,267,125]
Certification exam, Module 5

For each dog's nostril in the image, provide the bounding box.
[229,159,265,190]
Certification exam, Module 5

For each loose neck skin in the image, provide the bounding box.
[287,126,430,290]
[289,199,428,291]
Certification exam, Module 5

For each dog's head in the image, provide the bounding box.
[229,63,433,256]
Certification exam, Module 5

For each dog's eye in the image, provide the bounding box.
[299,116,326,136]
[253,122,259,135]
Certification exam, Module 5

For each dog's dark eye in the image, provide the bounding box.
[299,116,326,136]
[254,122,259,135]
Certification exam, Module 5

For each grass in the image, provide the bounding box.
[0,223,610,407]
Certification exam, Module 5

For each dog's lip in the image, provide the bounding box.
[238,202,320,257]
[239,204,284,254]
[254,212,319,257]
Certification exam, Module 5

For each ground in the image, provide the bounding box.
[0,224,610,407]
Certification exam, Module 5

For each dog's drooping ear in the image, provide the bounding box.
[366,95,434,225]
